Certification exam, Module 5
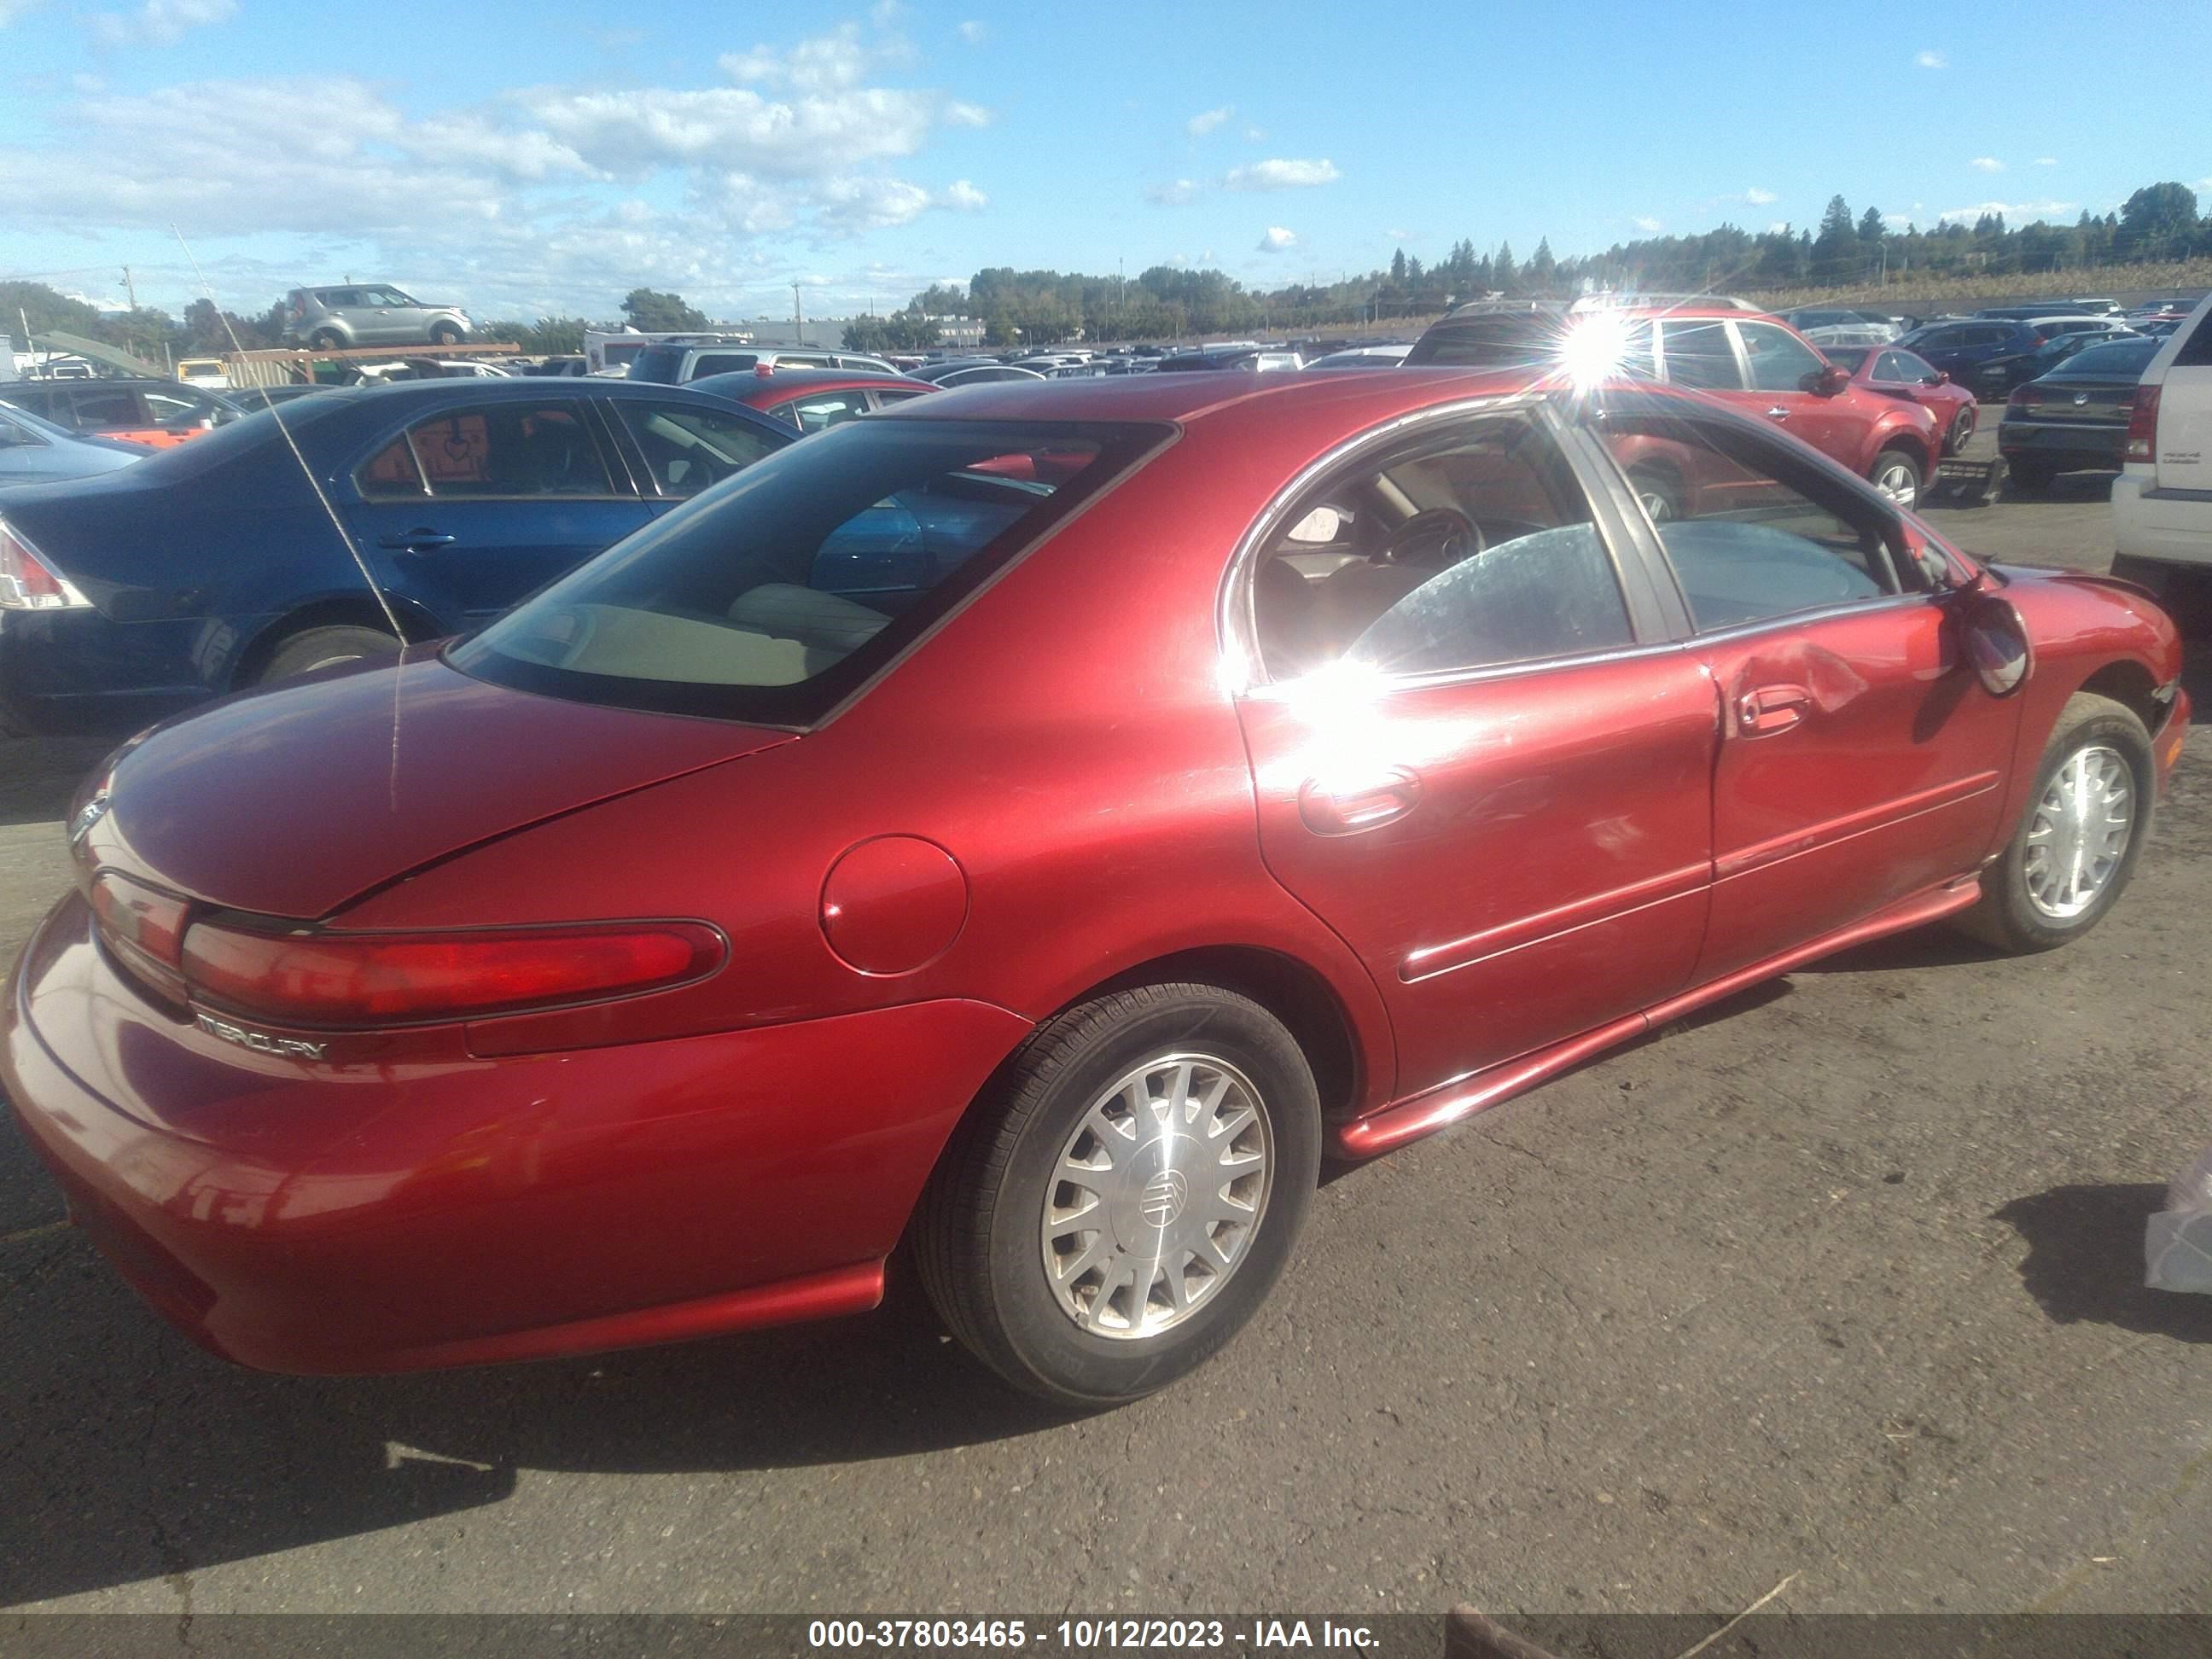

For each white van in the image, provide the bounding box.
[2110,291,2212,616]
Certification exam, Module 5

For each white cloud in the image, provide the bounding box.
[1186,106,1231,137]
[1243,125,1266,141]
[1970,156,2005,172]
[940,178,987,211]
[1,0,47,26]
[89,0,234,47]
[1258,226,1297,252]
[957,19,987,44]
[1633,215,1663,232]
[1915,49,1947,68]
[1743,187,1778,205]
[521,84,942,179]
[1936,199,2077,224]
[2034,156,2058,166]
[1146,178,1201,206]
[1767,220,1791,234]
[944,100,991,127]
[1223,157,1340,190]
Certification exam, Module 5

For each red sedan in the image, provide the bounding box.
[1819,343,1982,457]
[685,364,935,432]
[3,369,2189,1406]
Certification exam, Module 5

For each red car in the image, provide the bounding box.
[686,364,935,433]
[1817,343,1982,457]
[3,370,2189,1406]
[1406,302,1943,510]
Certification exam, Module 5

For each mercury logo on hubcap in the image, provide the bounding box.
[1138,1168,1188,1228]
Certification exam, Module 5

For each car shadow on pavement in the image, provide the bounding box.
[0,736,111,830]
[0,1228,1078,1607]
[1994,1184,2212,1345]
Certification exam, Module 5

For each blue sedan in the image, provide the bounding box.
[0,378,792,736]
[0,399,152,489]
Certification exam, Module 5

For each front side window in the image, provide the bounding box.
[451,418,1163,724]
[1660,321,1743,391]
[142,390,213,429]
[1595,405,1927,632]
[1738,323,1826,393]
[614,401,782,497]
[353,401,615,498]
[1249,410,1633,682]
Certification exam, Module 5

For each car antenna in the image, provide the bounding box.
[173,226,410,806]
[170,226,405,643]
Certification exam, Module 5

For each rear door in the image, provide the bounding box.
[341,396,652,626]
[1232,401,1714,1100]
[1590,398,2021,982]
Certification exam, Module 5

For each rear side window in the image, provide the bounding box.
[688,353,756,378]
[2175,311,2212,367]
[70,387,149,428]
[1661,321,1743,391]
[772,389,874,433]
[451,418,1165,725]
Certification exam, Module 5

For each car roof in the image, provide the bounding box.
[690,368,928,404]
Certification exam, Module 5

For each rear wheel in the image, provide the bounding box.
[429,323,463,347]
[1869,446,1924,509]
[2007,459,2056,493]
[259,625,401,684]
[1953,693,2153,954]
[1944,403,1978,457]
[914,982,1320,1406]
[308,329,346,352]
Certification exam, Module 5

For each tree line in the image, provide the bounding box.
[6,179,2204,364]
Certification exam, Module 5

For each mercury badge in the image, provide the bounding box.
[2073,392,2090,406]
[194,1012,328,1061]
[67,790,111,848]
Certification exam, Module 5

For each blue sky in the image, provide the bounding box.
[3,0,2209,324]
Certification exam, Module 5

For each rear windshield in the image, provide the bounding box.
[1821,347,1871,372]
[626,346,687,383]
[451,417,1167,725]
[2052,341,2160,378]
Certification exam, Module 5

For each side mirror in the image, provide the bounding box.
[1959,591,2034,697]
[1811,363,1851,397]
[1931,370,1950,386]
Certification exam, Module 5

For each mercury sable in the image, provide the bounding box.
[2,368,2189,1406]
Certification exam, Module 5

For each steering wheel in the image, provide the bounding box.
[1380,507,1483,570]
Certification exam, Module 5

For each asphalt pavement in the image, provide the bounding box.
[3,434,2209,1622]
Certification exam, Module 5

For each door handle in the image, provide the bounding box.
[377,529,457,552]
[1764,405,1790,421]
[1297,767,1423,835]
[1735,684,1813,737]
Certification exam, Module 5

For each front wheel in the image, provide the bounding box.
[428,323,463,347]
[1953,692,2153,954]
[914,983,1321,1406]
[308,329,346,352]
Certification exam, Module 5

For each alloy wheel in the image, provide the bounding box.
[2023,744,2134,920]
[1872,457,1920,509]
[1039,1052,1273,1341]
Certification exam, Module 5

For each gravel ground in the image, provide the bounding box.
[2,437,2207,1622]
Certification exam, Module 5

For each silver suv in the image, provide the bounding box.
[282,285,473,351]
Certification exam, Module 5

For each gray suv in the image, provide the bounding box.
[282,285,473,350]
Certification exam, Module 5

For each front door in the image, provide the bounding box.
[1590,399,2023,982]
[342,397,652,627]
[1233,403,1714,1101]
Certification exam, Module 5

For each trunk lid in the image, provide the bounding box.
[2020,375,2139,426]
[73,648,794,918]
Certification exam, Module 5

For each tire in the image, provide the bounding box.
[913,981,1321,1407]
[259,625,402,684]
[1868,446,1924,509]
[1944,403,1977,457]
[428,323,463,347]
[308,329,346,352]
[1953,692,2154,954]
[1626,465,1684,526]
[2007,459,2056,493]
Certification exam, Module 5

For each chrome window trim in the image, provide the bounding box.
[1681,588,1941,648]
[1237,633,1698,704]
[1216,391,1656,693]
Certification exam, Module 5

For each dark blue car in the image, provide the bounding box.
[0,379,792,736]
[1895,317,2133,398]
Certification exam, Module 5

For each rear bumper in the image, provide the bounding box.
[2113,472,2212,568]
[1996,420,2125,470]
[3,889,1031,1373]
[0,608,212,737]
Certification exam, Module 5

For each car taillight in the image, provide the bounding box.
[0,520,91,611]
[90,874,192,1003]
[2128,385,2161,463]
[2008,384,2044,408]
[179,920,725,1027]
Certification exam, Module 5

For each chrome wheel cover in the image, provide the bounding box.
[2023,743,2134,920]
[1040,1052,1273,1341]
[1872,458,1919,509]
